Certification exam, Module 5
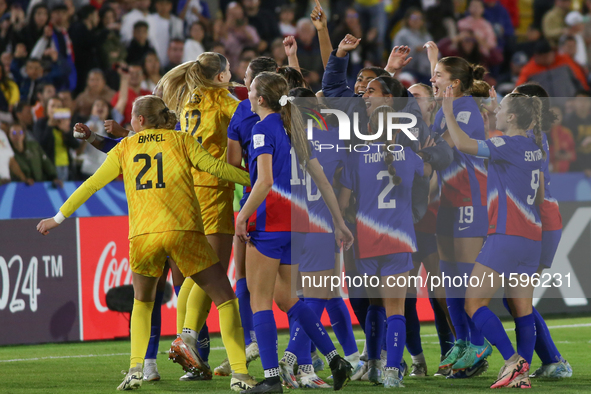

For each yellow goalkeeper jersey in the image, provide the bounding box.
[180,87,240,188]
[59,128,250,239]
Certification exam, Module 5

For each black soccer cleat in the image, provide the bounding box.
[330,355,352,391]
[240,377,283,394]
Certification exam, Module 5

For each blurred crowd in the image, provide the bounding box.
[2,0,591,186]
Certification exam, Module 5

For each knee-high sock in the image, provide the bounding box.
[253,310,279,373]
[326,298,358,356]
[532,307,562,364]
[235,278,254,346]
[184,284,212,332]
[303,298,327,356]
[440,260,473,343]
[176,278,193,334]
[197,324,210,362]
[287,300,336,359]
[145,291,164,360]
[365,305,386,360]
[349,298,370,333]
[130,299,154,368]
[515,314,536,365]
[430,297,454,356]
[404,297,422,356]
[286,316,313,366]
[467,315,485,346]
[472,306,515,360]
[385,315,406,370]
[218,299,248,374]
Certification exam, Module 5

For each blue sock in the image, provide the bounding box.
[253,310,279,371]
[286,316,313,366]
[145,290,164,359]
[197,323,210,362]
[515,314,536,365]
[305,298,327,319]
[235,278,254,346]
[365,305,386,360]
[468,316,485,346]
[532,307,562,364]
[446,298,469,342]
[174,285,181,296]
[404,297,422,356]
[349,298,370,333]
[326,298,358,356]
[386,315,406,370]
[430,298,454,355]
[472,306,515,360]
[287,300,336,357]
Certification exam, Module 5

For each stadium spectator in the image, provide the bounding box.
[163,38,184,73]
[78,99,110,178]
[58,89,85,126]
[98,6,127,74]
[482,0,515,52]
[17,3,49,53]
[111,64,150,125]
[243,0,280,53]
[563,11,587,67]
[497,51,529,94]
[120,0,151,45]
[516,39,589,96]
[140,51,161,92]
[74,69,115,118]
[295,18,323,90]
[33,97,80,181]
[457,0,498,56]
[564,91,591,172]
[278,4,296,37]
[217,2,260,75]
[147,0,184,66]
[393,8,433,84]
[32,82,55,121]
[126,20,154,64]
[498,0,519,27]
[438,29,503,73]
[549,105,577,172]
[270,37,286,67]
[330,7,370,75]
[0,63,20,112]
[12,57,46,105]
[0,126,32,185]
[13,101,34,139]
[70,5,104,95]
[542,0,572,45]
[177,0,210,34]
[353,0,385,65]
[182,21,206,63]
[8,123,62,186]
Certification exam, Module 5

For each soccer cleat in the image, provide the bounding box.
[383,368,405,388]
[434,355,452,377]
[240,377,283,394]
[439,340,467,369]
[278,360,299,389]
[246,342,260,365]
[400,359,408,377]
[179,372,201,381]
[142,362,160,381]
[329,354,352,390]
[214,358,232,376]
[312,351,325,372]
[231,373,258,392]
[409,362,427,377]
[351,360,368,381]
[168,334,212,379]
[451,340,492,370]
[298,371,332,389]
[490,356,529,389]
[447,359,488,379]
[365,359,383,385]
[360,342,368,362]
[507,373,532,389]
[530,360,573,378]
[117,363,143,391]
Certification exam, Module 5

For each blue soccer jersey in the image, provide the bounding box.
[531,131,562,231]
[485,135,544,241]
[228,99,259,194]
[432,96,487,207]
[247,113,292,232]
[341,144,423,259]
[307,126,346,233]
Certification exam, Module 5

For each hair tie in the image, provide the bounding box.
[279,95,294,107]
[162,107,168,114]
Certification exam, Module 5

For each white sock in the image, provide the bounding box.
[299,364,314,375]
[282,351,297,367]
[182,328,198,341]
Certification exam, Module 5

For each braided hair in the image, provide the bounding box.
[505,93,546,159]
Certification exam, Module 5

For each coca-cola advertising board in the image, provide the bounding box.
[0,219,80,345]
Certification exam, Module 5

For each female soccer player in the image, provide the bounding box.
[339,105,433,388]
[235,72,354,393]
[430,57,491,374]
[155,52,246,382]
[511,83,572,379]
[443,87,545,389]
[37,95,252,391]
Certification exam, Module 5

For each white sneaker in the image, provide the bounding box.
[179,372,200,381]
[362,359,383,384]
[351,360,368,381]
[143,361,160,381]
[230,373,258,392]
[298,371,332,389]
[530,360,573,378]
[312,351,325,372]
[117,363,143,391]
[214,358,231,376]
[279,360,299,389]
[383,368,404,388]
[246,342,260,364]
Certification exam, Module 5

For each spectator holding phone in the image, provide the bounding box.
[33,97,80,181]
[8,123,62,186]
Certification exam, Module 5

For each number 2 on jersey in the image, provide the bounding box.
[377,170,396,209]
[134,152,166,190]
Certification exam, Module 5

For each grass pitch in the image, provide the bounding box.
[0,316,590,393]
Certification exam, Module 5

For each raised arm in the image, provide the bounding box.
[310,0,331,69]
[73,123,123,153]
[441,86,478,155]
[384,46,412,78]
[321,35,360,98]
[283,36,300,72]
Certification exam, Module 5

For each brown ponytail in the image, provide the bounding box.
[438,56,486,93]
[505,93,546,159]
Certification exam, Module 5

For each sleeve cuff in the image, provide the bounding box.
[53,211,66,224]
